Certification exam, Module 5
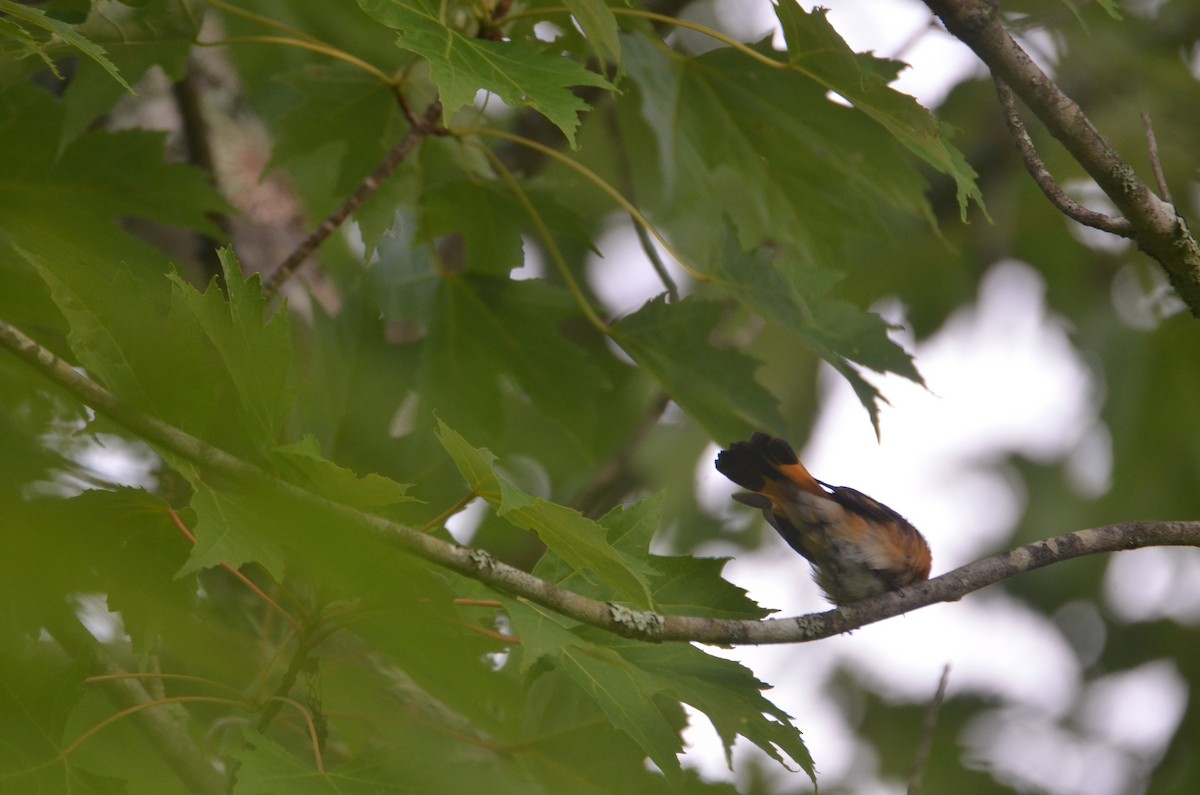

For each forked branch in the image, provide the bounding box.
[923,0,1200,316]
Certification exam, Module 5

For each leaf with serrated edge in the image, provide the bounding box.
[356,0,611,145]
[624,34,935,260]
[703,226,921,436]
[612,296,785,442]
[166,250,292,446]
[273,436,419,508]
[560,645,685,783]
[177,481,286,582]
[617,641,814,780]
[436,419,655,606]
[418,276,609,450]
[434,418,501,500]
[563,0,620,66]
[773,0,983,219]
[0,0,132,92]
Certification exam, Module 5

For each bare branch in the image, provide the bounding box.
[172,57,232,280]
[923,0,1200,317]
[47,613,227,795]
[261,101,445,301]
[570,392,671,518]
[5,316,1200,648]
[908,664,951,795]
[993,79,1133,237]
[1141,111,1173,205]
[658,520,1200,644]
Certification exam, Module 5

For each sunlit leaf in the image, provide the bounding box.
[773,1,983,219]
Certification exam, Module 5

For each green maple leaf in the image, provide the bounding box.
[563,0,620,67]
[773,0,983,219]
[612,296,785,443]
[166,250,294,447]
[178,479,288,581]
[705,228,923,435]
[624,34,936,263]
[60,0,201,145]
[269,63,404,198]
[556,638,814,785]
[272,436,418,508]
[0,85,227,273]
[0,0,131,94]
[357,0,612,145]
[617,641,814,778]
[436,419,656,607]
[535,497,771,620]
[416,275,609,447]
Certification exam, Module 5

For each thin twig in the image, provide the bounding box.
[1141,111,1172,205]
[993,79,1133,237]
[448,618,522,645]
[418,490,480,534]
[571,392,671,518]
[260,101,444,301]
[605,106,680,302]
[908,664,951,795]
[454,598,504,608]
[264,696,327,773]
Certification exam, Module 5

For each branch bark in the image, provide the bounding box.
[46,613,227,795]
[4,316,1199,647]
[992,78,1133,237]
[923,0,1200,317]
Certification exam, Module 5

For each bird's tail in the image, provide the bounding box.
[714,432,824,498]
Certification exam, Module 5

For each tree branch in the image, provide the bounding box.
[992,78,1133,236]
[658,520,1200,644]
[923,0,1200,317]
[46,612,227,795]
[4,316,1199,647]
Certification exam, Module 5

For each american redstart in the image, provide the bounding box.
[716,433,931,606]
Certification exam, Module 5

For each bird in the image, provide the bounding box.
[715,433,931,606]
